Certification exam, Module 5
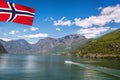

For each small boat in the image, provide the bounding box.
[64,60,73,64]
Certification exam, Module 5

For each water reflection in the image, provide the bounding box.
[0,55,9,69]
[24,55,36,69]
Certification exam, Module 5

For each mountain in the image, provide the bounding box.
[70,29,120,58]
[0,34,87,54]
[31,37,57,54]
[47,34,88,54]
[0,39,32,54]
[0,42,7,53]
[31,34,87,54]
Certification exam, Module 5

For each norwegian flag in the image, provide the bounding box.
[0,1,35,26]
[0,0,6,1]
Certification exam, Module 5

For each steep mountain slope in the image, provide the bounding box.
[31,37,57,54]
[0,39,32,54]
[83,29,120,54]
[31,34,87,54]
[0,42,7,53]
[70,29,120,57]
[47,39,89,55]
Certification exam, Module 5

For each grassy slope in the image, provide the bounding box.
[70,29,120,57]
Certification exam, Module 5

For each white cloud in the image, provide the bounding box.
[110,28,118,30]
[74,15,111,28]
[98,7,103,10]
[74,4,120,28]
[30,27,39,31]
[52,4,120,28]
[23,33,48,38]
[101,4,120,23]
[56,28,61,31]
[101,4,120,15]
[75,4,120,38]
[23,27,39,32]
[18,36,24,38]
[77,27,110,39]
[74,18,93,28]
[0,38,11,41]
[9,30,15,34]
[53,17,72,26]
[9,30,19,35]
[23,29,27,32]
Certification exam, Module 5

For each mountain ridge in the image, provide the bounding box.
[0,34,87,54]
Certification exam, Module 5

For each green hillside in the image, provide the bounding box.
[70,29,120,58]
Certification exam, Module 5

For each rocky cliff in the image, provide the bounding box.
[0,42,7,53]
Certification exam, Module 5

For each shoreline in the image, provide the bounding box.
[82,53,120,59]
[65,53,120,59]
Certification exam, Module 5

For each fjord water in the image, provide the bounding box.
[0,54,120,80]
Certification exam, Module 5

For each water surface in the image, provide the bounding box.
[0,54,120,80]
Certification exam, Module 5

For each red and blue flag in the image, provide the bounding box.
[0,1,35,26]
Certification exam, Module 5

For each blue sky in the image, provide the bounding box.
[0,0,120,43]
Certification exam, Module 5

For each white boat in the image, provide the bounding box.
[64,60,73,64]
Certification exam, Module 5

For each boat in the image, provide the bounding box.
[64,60,73,64]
